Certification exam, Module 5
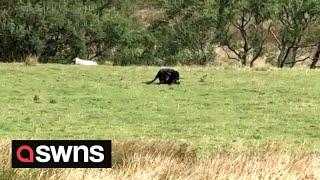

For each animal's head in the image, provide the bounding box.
[72,57,79,64]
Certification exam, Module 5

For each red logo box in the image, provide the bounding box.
[12,140,112,168]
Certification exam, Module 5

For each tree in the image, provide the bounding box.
[269,0,319,68]
[215,0,270,67]
[0,0,148,64]
[0,1,45,61]
[150,0,217,65]
[1,0,320,66]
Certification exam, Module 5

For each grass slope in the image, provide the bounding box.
[1,63,320,153]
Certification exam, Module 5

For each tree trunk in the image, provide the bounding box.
[277,46,293,68]
[277,48,285,68]
[249,57,255,68]
[250,46,263,68]
[240,28,249,66]
[291,47,298,68]
[310,42,320,69]
[240,54,247,66]
[280,48,292,68]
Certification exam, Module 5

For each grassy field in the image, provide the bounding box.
[2,63,320,179]
[1,63,320,154]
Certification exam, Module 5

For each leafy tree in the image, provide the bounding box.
[215,0,270,67]
[269,0,319,68]
[150,0,217,65]
[0,1,45,61]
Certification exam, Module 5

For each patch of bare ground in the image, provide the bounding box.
[132,5,164,27]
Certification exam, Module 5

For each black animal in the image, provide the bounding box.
[146,68,180,85]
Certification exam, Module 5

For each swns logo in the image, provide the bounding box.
[12,140,112,168]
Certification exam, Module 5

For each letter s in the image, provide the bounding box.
[89,145,104,163]
[36,145,51,163]
[16,145,34,163]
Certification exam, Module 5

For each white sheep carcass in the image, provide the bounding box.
[73,57,98,66]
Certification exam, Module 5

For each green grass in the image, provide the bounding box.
[1,63,320,153]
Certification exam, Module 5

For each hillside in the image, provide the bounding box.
[1,64,320,152]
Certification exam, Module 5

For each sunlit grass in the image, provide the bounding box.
[1,63,320,153]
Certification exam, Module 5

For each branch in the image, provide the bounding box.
[243,11,252,27]
[225,43,241,59]
[294,44,316,49]
[269,27,281,48]
[251,46,263,63]
[284,56,310,64]
[222,47,240,62]
[231,21,241,29]
[225,51,240,62]
[89,53,101,60]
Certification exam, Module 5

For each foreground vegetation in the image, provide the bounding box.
[1,139,320,179]
[1,64,320,153]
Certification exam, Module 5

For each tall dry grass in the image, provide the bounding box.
[25,54,38,66]
[1,139,320,180]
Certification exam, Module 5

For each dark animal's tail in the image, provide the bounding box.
[145,74,158,84]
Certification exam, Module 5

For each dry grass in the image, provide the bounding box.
[1,139,320,180]
[132,4,164,27]
[25,54,38,66]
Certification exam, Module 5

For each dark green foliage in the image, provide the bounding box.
[269,0,320,68]
[149,0,217,65]
[0,0,151,64]
[214,0,271,67]
[0,0,319,66]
